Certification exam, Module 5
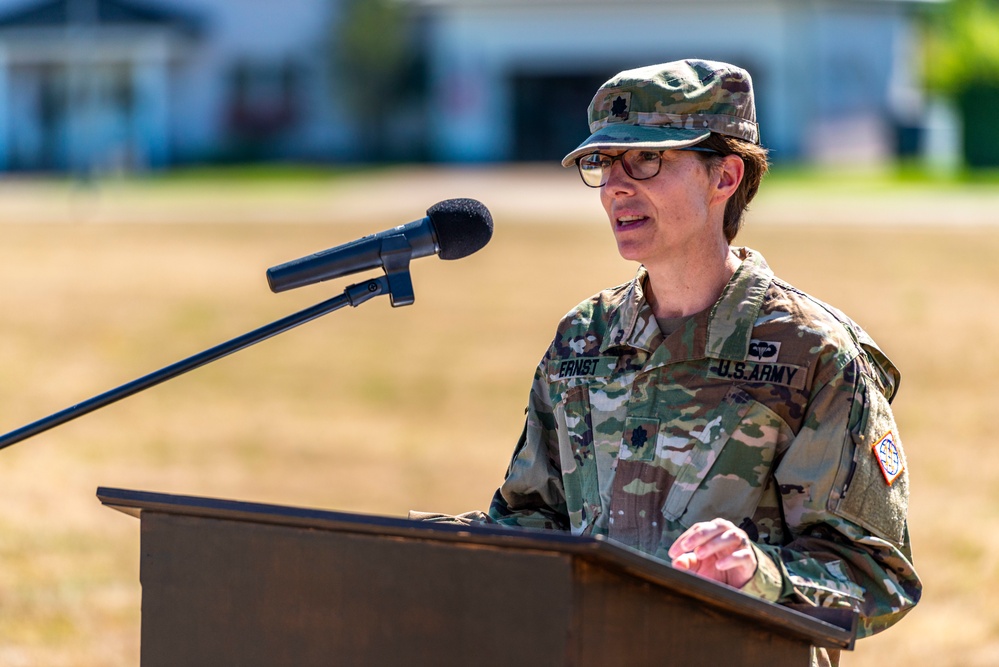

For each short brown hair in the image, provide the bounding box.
[696,133,769,242]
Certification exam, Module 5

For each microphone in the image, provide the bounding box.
[266,198,493,293]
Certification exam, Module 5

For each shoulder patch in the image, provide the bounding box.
[872,431,903,485]
[834,380,908,545]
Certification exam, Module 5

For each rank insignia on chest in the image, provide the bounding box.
[872,431,903,485]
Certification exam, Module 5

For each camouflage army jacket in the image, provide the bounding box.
[487,247,920,638]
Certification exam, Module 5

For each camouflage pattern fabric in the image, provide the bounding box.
[486,248,921,641]
[562,59,760,167]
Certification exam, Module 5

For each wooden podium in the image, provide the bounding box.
[98,487,856,666]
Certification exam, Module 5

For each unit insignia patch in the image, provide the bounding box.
[872,431,904,485]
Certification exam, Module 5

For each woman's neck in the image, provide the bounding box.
[643,245,742,319]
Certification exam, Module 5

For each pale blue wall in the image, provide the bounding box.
[415,0,922,164]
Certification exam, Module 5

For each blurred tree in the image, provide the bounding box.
[331,0,426,161]
[923,0,999,167]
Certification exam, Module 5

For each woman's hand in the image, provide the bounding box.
[667,518,758,589]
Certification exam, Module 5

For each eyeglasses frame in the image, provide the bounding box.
[575,146,723,188]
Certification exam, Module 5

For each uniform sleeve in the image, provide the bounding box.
[755,356,921,638]
[486,362,569,530]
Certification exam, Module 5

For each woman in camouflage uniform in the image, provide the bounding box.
[486,60,920,665]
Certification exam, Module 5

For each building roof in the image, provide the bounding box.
[0,0,203,33]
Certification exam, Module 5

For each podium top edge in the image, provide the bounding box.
[96,485,856,649]
[96,485,595,546]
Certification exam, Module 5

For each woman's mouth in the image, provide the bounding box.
[617,214,649,228]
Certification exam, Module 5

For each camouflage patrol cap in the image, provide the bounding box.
[561,59,760,167]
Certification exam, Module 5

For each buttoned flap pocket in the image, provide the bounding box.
[553,381,608,535]
[833,377,908,546]
[660,385,757,522]
[554,382,594,512]
[553,368,635,536]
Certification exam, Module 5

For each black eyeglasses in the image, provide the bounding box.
[575,147,722,188]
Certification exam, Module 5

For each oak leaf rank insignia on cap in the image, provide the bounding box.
[872,431,904,485]
[607,92,631,122]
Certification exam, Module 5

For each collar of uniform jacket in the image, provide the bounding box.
[606,247,773,361]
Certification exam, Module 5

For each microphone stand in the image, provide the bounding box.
[0,238,418,453]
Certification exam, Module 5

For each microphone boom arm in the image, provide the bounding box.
[0,268,411,453]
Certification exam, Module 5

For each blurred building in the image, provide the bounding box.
[406,0,939,165]
[0,0,340,172]
[0,0,940,172]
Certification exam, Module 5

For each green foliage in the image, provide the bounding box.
[334,0,410,97]
[329,0,423,159]
[923,0,999,93]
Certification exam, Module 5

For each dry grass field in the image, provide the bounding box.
[0,166,995,665]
